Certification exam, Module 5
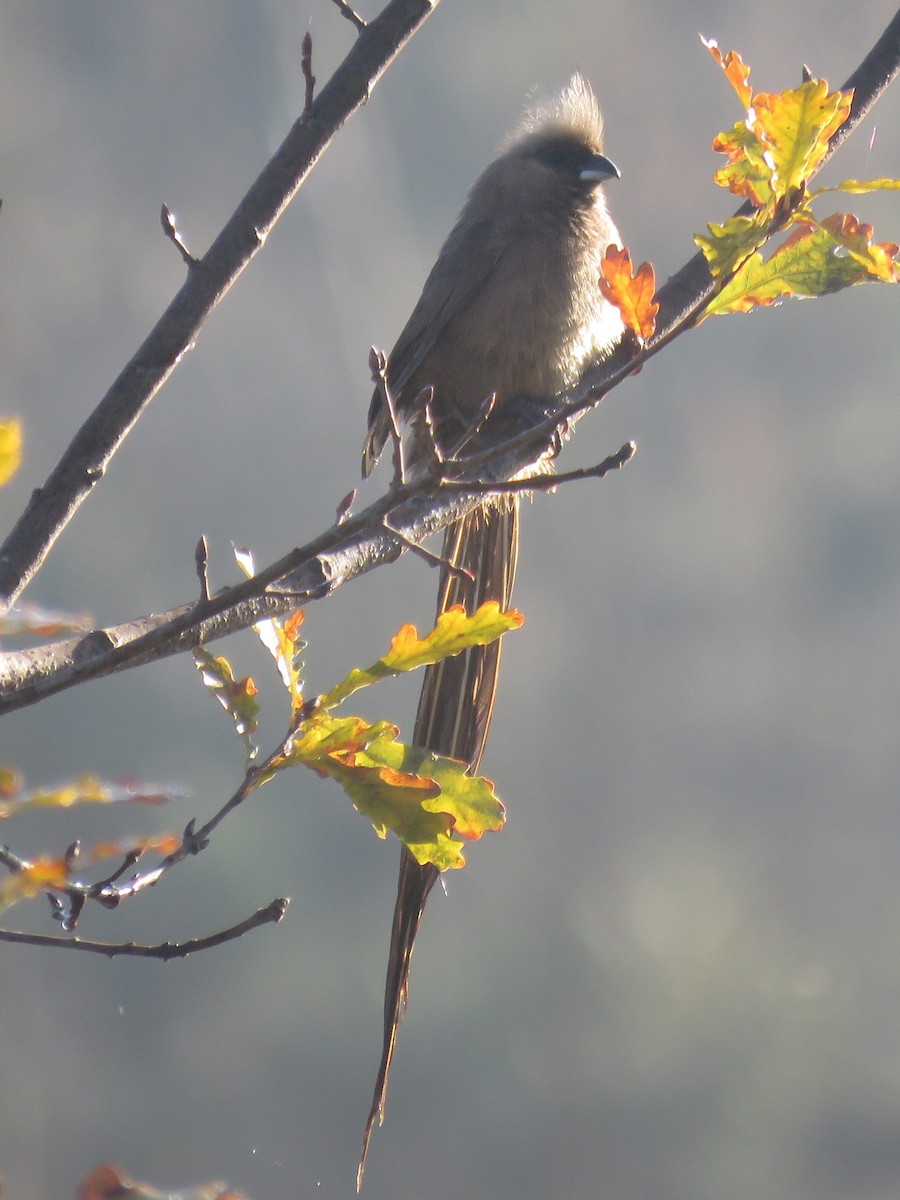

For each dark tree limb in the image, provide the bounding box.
[0,430,642,711]
[0,0,441,616]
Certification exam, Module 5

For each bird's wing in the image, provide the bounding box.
[390,215,505,395]
[362,215,507,474]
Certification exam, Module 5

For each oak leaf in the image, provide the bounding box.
[701,37,752,109]
[599,246,658,343]
[319,600,523,710]
[752,80,852,197]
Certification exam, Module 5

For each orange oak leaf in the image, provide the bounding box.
[700,36,753,110]
[599,246,658,343]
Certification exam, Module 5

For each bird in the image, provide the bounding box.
[357,74,625,1186]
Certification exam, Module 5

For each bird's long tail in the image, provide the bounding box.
[358,500,519,1188]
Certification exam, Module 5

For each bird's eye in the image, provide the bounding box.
[533,140,620,186]
[533,141,590,175]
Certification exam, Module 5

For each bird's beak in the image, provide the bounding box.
[580,153,620,183]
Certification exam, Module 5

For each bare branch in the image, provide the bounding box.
[453,441,638,497]
[301,31,316,116]
[160,203,199,267]
[0,0,442,616]
[370,346,408,484]
[91,735,295,905]
[332,0,368,31]
[382,516,475,581]
[336,489,357,524]
[0,480,481,710]
[195,535,211,601]
[0,898,289,957]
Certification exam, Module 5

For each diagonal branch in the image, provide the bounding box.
[0,0,441,617]
[0,480,494,710]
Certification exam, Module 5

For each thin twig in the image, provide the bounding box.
[416,386,445,472]
[336,489,356,524]
[370,346,407,484]
[331,0,368,31]
[0,481,442,709]
[444,390,498,459]
[0,898,289,957]
[382,516,475,580]
[449,441,638,497]
[195,535,211,601]
[160,204,199,267]
[301,32,316,116]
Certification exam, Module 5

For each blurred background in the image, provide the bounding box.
[2,3,899,1198]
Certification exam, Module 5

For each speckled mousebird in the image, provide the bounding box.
[359,74,624,1186]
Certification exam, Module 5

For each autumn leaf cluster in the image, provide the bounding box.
[696,38,899,315]
[597,40,898,344]
[195,550,523,873]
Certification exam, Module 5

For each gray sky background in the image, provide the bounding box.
[2,3,900,1199]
